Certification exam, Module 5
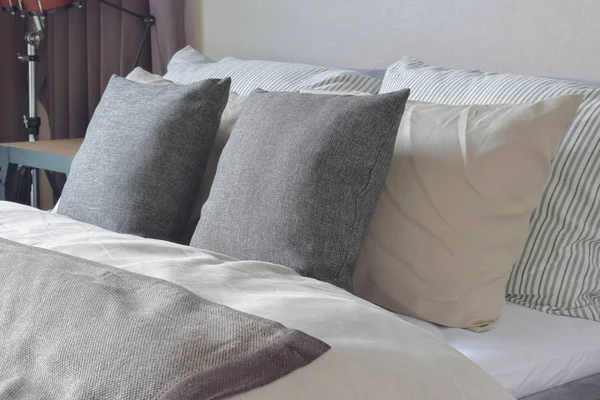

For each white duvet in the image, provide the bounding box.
[0,202,514,400]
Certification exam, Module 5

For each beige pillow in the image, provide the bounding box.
[125,68,247,242]
[126,67,174,85]
[353,95,582,331]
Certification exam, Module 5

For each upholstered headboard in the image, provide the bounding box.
[188,0,600,81]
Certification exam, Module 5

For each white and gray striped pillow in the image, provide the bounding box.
[382,57,600,322]
[164,46,382,95]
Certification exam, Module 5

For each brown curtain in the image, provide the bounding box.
[0,14,28,201]
[149,0,186,75]
[38,0,186,140]
[0,14,27,144]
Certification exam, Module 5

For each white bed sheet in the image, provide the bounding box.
[0,202,513,400]
[400,294,600,398]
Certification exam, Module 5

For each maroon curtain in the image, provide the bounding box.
[0,13,28,201]
[38,0,186,140]
[149,0,186,75]
[0,14,27,144]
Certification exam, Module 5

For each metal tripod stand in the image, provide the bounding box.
[17,16,44,208]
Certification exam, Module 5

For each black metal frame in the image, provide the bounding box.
[25,3,76,16]
[94,0,156,69]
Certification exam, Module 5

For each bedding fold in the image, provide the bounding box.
[0,238,329,400]
[0,202,517,400]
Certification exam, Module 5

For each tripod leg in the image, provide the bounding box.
[0,147,7,201]
[44,170,62,203]
[16,167,32,205]
[31,168,39,208]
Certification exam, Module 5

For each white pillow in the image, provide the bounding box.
[354,96,582,331]
[164,46,382,95]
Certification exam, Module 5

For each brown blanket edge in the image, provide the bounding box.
[159,329,331,400]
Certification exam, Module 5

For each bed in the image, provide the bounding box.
[0,201,514,400]
[4,189,600,399]
[3,49,600,399]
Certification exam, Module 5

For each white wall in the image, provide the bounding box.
[185,0,600,80]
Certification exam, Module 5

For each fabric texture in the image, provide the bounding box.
[0,237,329,400]
[0,201,516,400]
[519,373,600,400]
[123,67,248,242]
[164,46,382,95]
[57,76,230,243]
[192,89,410,291]
[194,92,247,217]
[381,57,600,324]
[354,96,582,331]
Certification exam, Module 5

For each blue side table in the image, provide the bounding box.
[0,138,82,205]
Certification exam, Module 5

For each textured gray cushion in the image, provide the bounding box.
[191,89,410,290]
[58,76,230,242]
[0,238,329,400]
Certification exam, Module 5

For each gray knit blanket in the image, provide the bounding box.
[0,238,330,400]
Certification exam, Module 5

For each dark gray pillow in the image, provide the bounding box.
[58,75,231,243]
[191,89,410,290]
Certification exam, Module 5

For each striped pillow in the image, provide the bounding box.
[382,57,600,322]
[164,46,382,95]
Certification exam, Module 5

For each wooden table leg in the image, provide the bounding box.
[0,146,8,201]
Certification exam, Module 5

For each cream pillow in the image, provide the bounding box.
[353,95,582,331]
[126,67,174,85]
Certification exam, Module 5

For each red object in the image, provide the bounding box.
[21,0,76,14]
[0,0,18,11]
